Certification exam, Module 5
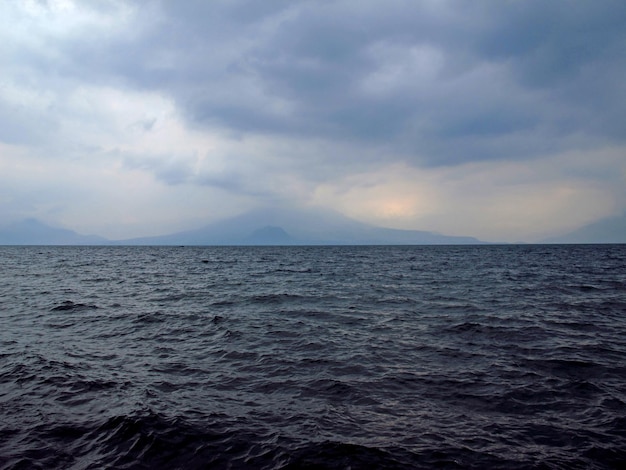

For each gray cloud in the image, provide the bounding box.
[139,1,626,164]
[7,0,624,166]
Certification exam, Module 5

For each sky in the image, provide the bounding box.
[1,0,625,242]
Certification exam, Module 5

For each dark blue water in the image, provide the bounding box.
[1,245,625,469]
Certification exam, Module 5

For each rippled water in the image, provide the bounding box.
[1,245,625,469]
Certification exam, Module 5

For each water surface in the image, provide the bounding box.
[1,245,625,468]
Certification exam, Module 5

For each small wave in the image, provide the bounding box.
[50,301,98,312]
[284,441,541,469]
[249,293,304,304]
[273,267,314,273]
[132,311,168,324]
[524,358,605,380]
[63,412,288,469]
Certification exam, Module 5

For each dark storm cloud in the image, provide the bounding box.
[8,0,626,166]
[475,1,625,85]
[154,0,626,164]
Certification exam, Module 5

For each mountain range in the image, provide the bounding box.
[0,208,484,245]
[541,213,626,244]
[1,209,624,245]
[0,218,107,245]
[117,207,485,245]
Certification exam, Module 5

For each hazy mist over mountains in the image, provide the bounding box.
[1,207,482,245]
[541,214,626,244]
[1,208,624,245]
[116,207,484,245]
[0,219,107,246]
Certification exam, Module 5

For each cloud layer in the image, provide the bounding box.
[1,0,625,241]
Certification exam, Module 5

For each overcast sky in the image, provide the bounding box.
[1,0,625,241]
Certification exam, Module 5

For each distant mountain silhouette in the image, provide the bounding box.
[543,214,626,244]
[243,226,297,245]
[0,208,489,246]
[119,206,486,245]
[0,219,108,245]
